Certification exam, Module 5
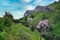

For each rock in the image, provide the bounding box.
[24,10,33,17]
[3,11,13,20]
[34,6,45,12]
[24,6,53,17]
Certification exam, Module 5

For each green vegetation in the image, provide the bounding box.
[0,17,45,40]
[0,1,60,40]
[26,1,60,40]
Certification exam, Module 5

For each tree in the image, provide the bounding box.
[3,17,12,27]
[3,12,14,21]
[30,24,35,31]
[3,17,12,32]
[0,18,4,32]
[30,15,34,18]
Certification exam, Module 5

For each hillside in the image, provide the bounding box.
[0,1,60,40]
[0,23,41,40]
[0,12,45,40]
[22,1,60,40]
[27,1,60,28]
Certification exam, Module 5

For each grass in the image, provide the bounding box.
[0,23,45,40]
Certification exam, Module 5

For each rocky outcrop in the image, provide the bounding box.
[34,6,45,12]
[24,10,33,17]
[3,12,15,23]
[24,6,52,17]
[3,12,13,20]
[34,6,52,12]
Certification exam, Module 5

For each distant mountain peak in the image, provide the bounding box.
[24,6,52,17]
[24,10,33,17]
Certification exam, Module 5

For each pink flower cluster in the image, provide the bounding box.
[28,18,32,22]
[36,19,49,29]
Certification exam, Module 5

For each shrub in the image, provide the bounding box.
[3,17,12,27]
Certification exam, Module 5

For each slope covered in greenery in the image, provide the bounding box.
[26,1,60,40]
[0,1,60,40]
[0,17,45,40]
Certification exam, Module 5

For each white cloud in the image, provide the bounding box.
[26,5,35,10]
[23,0,32,3]
[11,11,24,19]
[17,11,22,15]
[54,0,59,2]
[35,0,42,3]
[33,0,43,4]
[0,15,3,17]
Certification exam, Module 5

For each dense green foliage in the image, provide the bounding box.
[0,17,44,40]
[0,1,60,40]
[26,1,60,40]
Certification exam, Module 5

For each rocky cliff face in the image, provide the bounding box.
[24,6,52,17]
[24,10,33,17]
[34,6,45,12]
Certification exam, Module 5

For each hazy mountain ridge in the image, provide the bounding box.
[24,6,52,17]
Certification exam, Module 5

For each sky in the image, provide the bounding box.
[0,0,59,19]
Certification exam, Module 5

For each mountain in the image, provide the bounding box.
[24,10,33,17]
[22,1,60,40]
[24,6,52,17]
[34,6,52,12]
